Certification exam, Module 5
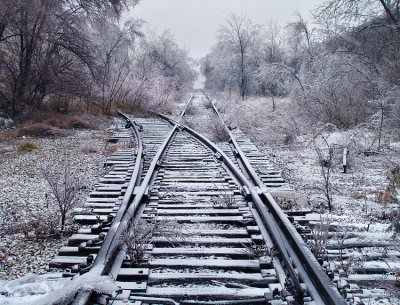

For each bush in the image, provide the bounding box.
[67,116,91,129]
[295,54,375,128]
[0,129,18,140]
[210,121,229,142]
[81,145,99,154]
[185,104,196,115]
[17,123,60,137]
[40,157,82,233]
[26,111,106,131]
[386,208,400,232]
[17,140,39,152]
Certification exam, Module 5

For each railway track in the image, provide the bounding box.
[48,92,346,304]
[200,92,400,303]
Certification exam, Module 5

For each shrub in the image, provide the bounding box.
[295,54,375,128]
[121,218,183,266]
[81,145,99,154]
[40,158,81,234]
[388,208,400,232]
[185,104,196,115]
[308,213,330,261]
[25,111,106,131]
[210,121,229,142]
[384,165,400,205]
[0,129,18,140]
[17,140,39,152]
[17,123,60,137]
[68,116,91,129]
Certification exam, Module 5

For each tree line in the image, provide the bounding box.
[201,0,400,132]
[0,0,196,120]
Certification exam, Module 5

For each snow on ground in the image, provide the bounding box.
[216,94,400,222]
[0,272,118,305]
[214,93,400,302]
[1,94,399,302]
[0,130,108,280]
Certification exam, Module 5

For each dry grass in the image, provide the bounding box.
[183,120,197,130]
[185,104,196,115]
[0,129,18,140]
[117,101,156,118]
[105,142,133,154]
[17,140,39,152]
[81,145,99,154]
[0,112,109,139]
[17,123,65,137]
[33,112,106,130]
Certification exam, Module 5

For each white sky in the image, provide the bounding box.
[129,0,323,60]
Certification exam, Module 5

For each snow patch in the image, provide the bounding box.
[0,273,118,305]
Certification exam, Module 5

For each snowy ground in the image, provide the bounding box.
[0,130,108,280]
[214,94,400,302]
[1,94,399,303]
[215,94,400,219]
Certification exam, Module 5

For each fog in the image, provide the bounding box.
[130,0,322,60]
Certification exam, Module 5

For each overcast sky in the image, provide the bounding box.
[129,0,323,60]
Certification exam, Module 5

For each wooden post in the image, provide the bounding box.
[343,147,349,173]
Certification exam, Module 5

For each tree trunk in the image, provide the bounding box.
[0,22,5,41]
[378,106,384,151]
[240,51,245,100]
[272,96,276,112]
[61,213,66,233]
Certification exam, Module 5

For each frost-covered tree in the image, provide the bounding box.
[123,31,196,113]
[203,14,261,100]
[202,15,293,101]
[296,0,400,130]
[0,0,138,118]
[201,41,238,94]
[294,53,378,128]
[253,22,289,100]
[315,0,400,36]
[90,19,142,114]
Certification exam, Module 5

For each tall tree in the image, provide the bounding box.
[91,19,142,114]
[0,0,138,118]
[217,13,260,100]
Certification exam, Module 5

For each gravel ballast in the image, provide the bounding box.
[0,130,108,280]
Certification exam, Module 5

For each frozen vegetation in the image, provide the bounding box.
[0,130,108,280]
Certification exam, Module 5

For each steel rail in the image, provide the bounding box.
[158,113,307,301]
[92,112,144,270]
[200,90,346,305]
[72,95,194,305]
[73,113,144,304]
[72,90,342,304]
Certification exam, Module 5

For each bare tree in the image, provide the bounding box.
[217,13,260,100]
[315,143,334,212]
[91,19,142,114]
[0,0,139,118]
[40,157,82,233]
